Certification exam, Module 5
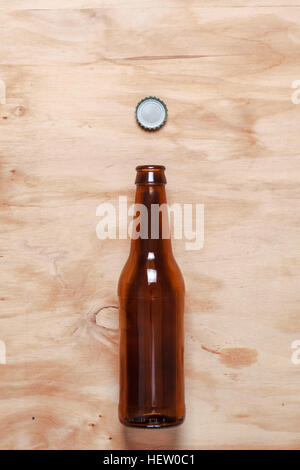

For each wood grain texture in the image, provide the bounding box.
[0,2,300,450]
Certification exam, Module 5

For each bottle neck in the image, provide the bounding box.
[130,182,173,257]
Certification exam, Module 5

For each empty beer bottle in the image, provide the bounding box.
[118,165,185,427]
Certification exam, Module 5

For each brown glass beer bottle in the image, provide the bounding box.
[118,165,185,428]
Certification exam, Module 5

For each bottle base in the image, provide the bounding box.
[119,413,185,429]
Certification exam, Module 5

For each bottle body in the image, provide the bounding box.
[118,166,185,428]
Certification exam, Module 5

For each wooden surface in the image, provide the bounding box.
[1,0,300,450]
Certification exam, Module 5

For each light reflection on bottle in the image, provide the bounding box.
[147,268,157,284]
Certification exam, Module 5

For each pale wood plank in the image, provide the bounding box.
[0,8,300,64]
[0,4,300,450]
[1,1,300,10]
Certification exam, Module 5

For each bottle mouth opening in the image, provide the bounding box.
[135,165,166,184]
[136,165,166,171]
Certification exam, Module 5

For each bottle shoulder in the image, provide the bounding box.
[118,252,185,299]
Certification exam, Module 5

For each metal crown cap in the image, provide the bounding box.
[136,96,168,131]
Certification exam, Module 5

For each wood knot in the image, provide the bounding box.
[95,306,119,330]
[14,105,26,117]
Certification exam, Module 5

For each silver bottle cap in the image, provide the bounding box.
[136,96,167,131]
